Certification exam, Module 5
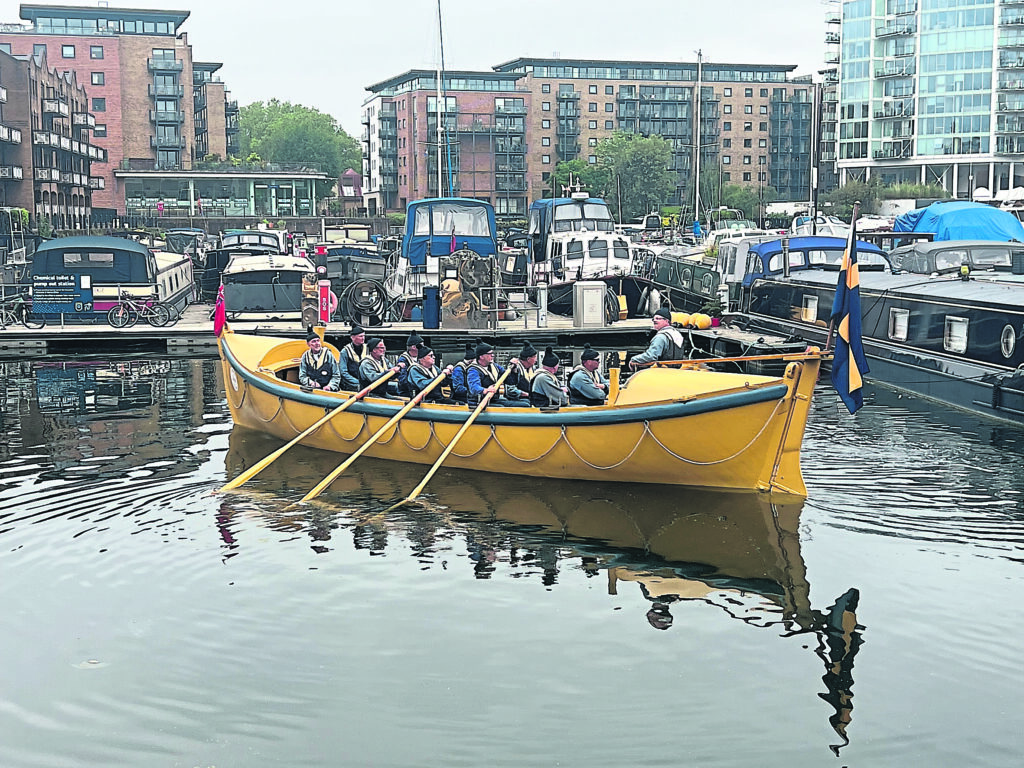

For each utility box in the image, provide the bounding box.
[573,281,606,328]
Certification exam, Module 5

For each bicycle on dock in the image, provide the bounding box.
[0,291,46,330]
[107,293,180,328]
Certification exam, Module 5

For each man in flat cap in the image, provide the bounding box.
[568,344,608,405]
[298,328,341,392]
[629,307,688,369]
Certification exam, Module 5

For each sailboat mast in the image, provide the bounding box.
[694,50,702,230]
[436,0,445,197]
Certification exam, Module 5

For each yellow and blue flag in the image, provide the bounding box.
[830,220,870,413]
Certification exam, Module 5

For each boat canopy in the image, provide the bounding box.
[31,236,156,282]
[893,201,1024,242]
[528,197,614,238]
[402,198,497,267]
[741,236,888,287]
[888,240,1024,274]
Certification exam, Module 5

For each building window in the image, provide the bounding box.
[744,104,753,114]
[605,85,613,95]
[91,72,105,86]
[589,85,597,94]
[723,172,731,181]
[744,138,752,148]
[542,136,550,146]
[723,121,731,131]
[760,105,768,114]
[722,155,731,164]
[542,154,551,164]
[589,120,597,129]
[94,123,107,137]
[589,102,597,112]
[723,138,731,148]
[605,120,613,129]
[745,88,753,97]
[760,122,768,130]
[743,156,752,164]
[542,102,550,111]
[744,122,752,131]
[542,83,551,93]
[0,43,10,54]
[90,45,104,59]
[589,137,598,146]
[724,87,732,97]
[760,88,769,97]
[759,138,767,147]
[743,172,751,181]
[588,155,597,164]
[542,119,550,129]
[92,97,106,112]
[724,105,732,114]
[62,45,75,58]
[604,102,613,112]
[33,44,46,57]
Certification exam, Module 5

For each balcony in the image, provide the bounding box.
[823,70,839,85]
[874,99,915,118]
[556,91,581,100]
[999,99,1024,111]
[42,98,70,117]
[825,32,840,44]
[557,107,580,118]
[496,159,525,172]
[494,104,527,114]
[1000,13,1024,26]
[88,145,107,161]
[888,0,916,14]
[876,21,916,37]
[35,168,61,182]
[0,124,21,144]
[1000,34,1024,48]
[149,84,184,98]
[999,55,1024,68]
[33,130,57,146]
[1000,77,1024,89]
[89,176,105,189]
[496,178,527,192]
[0,165,23,180]
[72,111,96,129]
[997,136,1024,153]
[825,53,840,65]
[876,60,915,78]
[557,124,580,136]
[225,100,238,113]
[148,57,184,72]
[151,135,186,149]
[495,142,525,154]
[150,109,185,124]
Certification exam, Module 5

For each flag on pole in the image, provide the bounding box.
[213,284,227,337]
[450,226,457,254]
[829,214,870,414]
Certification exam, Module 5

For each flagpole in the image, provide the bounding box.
[824,201,859,351]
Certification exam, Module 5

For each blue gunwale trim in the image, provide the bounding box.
[222,338,789,427]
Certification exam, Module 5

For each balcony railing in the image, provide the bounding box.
[225,100,238,113]
[151,135,186,148]
[876,61,916,78]
[72,112,96,129]
[556,91,581,100]
[89,176,105,189]
[999,77,1024,89]
[495,104,527,114]
[42,99,70,116]
[1000,13,1024,26]
[148,57,184,72]
[35,168,61,182]
[0,165,23,180]
[149,84,184,98]
[150,109,185,123]
[876,21,916,36]
[0,124,21,144]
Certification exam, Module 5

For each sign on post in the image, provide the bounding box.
[31,274,94,314]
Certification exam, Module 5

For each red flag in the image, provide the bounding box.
[213,284,226,337]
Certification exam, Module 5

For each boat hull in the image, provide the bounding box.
[218,330,821,495]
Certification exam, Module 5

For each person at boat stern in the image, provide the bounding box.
[568,344,608,405]
[467,341,510,407]
[628,307,688,369]
[451,342,476,403]
[396,331,424,396]
[358,337,404,396]
[530,347,569,408]
[298,330,342,392]
[409,345,455,403]
[339,323,370,391]
[505,340,538,402]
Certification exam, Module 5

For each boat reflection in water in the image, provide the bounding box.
[224,426,864,753]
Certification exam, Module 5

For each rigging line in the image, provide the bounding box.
[645,399,786,465]
[249,395,283,424]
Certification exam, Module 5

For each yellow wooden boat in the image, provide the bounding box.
[218,326,823,496]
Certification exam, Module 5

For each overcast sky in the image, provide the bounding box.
[76,0,831,133]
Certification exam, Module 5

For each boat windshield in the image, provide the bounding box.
[552,201,614,233]
[414,203,491,237]
[768,247,889,271]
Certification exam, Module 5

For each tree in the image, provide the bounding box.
[238,99,362,194]
[822,180,879,219]
[551,159,611,200]
[595,132,674,221]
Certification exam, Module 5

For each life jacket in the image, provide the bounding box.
[508,359,535,396]
[467,361,501,406]
[341,342,368,380]
[529,369,562,408]
[302,348,337,389]
[568,364,606,406]
[656,326,688,362]
[397,351,417,394]
[358,355,389,389]
[409,362,445,400]
[451,360,471,400]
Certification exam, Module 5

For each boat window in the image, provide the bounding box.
[944,316,969,354]
[807,249,844,267]
[767,249,805,272]
[63,251,114,268]
[565,240,584,260]
[889,308,909,341]
[970,246,1011,269]
[612,240,631,259]
[700,272,715,295]
[588,238,608,262]
[680,266,693,288]
[414,203,491,238]
[801,295,818,323]
[1001,324,1017,358]
[746,252,762,276]
[528,209,542,236]
[934,249,968,273]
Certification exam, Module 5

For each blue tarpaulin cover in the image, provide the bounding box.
[893,201,1024,242]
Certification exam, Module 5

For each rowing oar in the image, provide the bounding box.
[297,370,449,504]
[215,370,396,493]
[386,367,513,512]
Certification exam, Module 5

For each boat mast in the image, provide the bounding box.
[436,0,445,198]
[694,50,702,231]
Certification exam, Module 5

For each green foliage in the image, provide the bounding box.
[551,159,611,200]
[386,212,406,228]
[596,132,674,220]
[822,180,879,219]
[37,219,52,238]
[719,183,777,222]
[699,296,724,317]
[877,182,950,200]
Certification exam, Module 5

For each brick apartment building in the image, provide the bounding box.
[363,58,817,218]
